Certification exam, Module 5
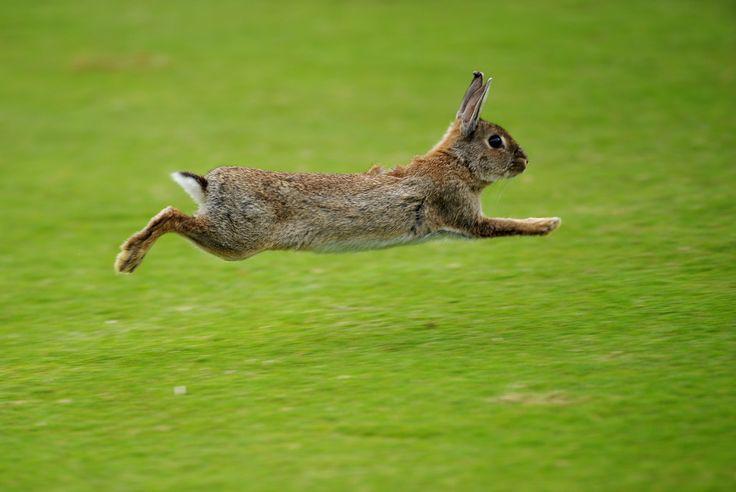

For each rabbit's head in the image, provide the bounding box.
[434,72,528,183]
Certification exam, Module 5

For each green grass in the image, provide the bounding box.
[1,0,735,490]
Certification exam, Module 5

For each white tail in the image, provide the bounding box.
[171,172,206,205]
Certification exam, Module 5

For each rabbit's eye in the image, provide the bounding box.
[488,135,504,149]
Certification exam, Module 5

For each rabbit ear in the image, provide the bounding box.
[457,72,492,137]
[457,71,484,116]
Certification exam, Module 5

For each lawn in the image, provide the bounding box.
[1,0,735,490]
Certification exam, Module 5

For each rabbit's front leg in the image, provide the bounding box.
[467,216,561,237]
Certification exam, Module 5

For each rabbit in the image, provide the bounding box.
[115,71,560,273]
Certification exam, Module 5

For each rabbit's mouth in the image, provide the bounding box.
[507,159,527,177]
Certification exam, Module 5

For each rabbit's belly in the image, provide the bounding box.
[310,229,468,253]
[311,234,425,253]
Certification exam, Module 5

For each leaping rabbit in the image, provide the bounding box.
[115,71,560,273]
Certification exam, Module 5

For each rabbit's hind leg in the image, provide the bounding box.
[115,206,204,273]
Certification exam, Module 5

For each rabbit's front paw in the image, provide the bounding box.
[526,217,561,235]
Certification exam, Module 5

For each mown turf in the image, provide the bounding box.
[1,0,735,490]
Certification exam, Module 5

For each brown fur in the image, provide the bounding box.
[115,72,560,273]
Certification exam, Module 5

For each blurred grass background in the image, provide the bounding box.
[1,0,735,490]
